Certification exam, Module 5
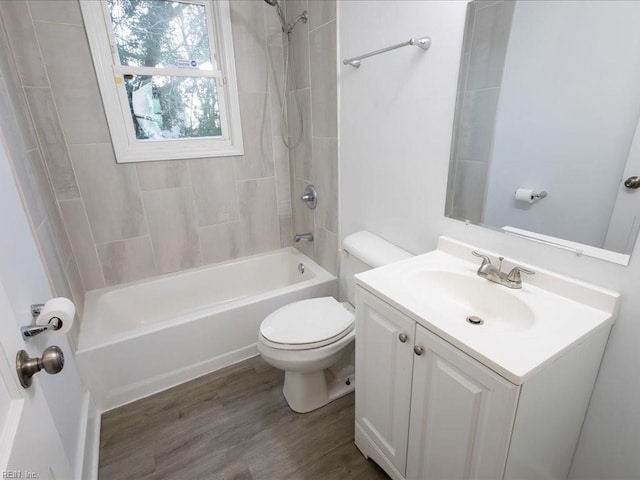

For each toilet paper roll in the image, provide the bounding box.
[515,188,535,204]
[35,297,75,335]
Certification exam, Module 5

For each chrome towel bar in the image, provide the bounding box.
[342,36,431,68]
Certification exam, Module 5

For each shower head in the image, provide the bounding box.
[263,0,307,34]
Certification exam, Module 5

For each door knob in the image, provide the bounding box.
[16,346,64,388]
[398,333,408,343]
[624,176,640,189]
[413,345,424,356]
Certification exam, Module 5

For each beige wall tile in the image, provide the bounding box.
[0,78,31,164]
[286,0,310,90]
[315,226,337,275]
[279,213,293,248]
[136,161,191,191]
[70,143,148,244]
[35,21,110,144]
[0,1,49,87]
[9,147,47,227]
[64,256,84,349]
[35,218,71,298]
[199,222,242,265]
[235,92,275,180]
[311,137,338,233]
[309,20,337,138]
[143,187,202,274]
[28,0,84,25]
[237,178,281,255]
[268,46,286,137]
[229,0,267,48]
[308,0,336,31]
[64,256,85,319]
[456,87,499,163]
[43,189,73,266]
[59,199,105,291]
[274,141,292,216]
[235,44,269,94]
[97,237,157,286]
[25,87,80,200]
[264,1,284,46]
[189,157,239,226]
[467,0,515,90]
[452,160,489,224]
[289,88,312,180]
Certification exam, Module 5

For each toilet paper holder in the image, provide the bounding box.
[20,303,63,339]
[532,191,548,200]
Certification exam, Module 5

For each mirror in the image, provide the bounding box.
[446,0,640,265]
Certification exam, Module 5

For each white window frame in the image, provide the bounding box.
[80,0,243,163]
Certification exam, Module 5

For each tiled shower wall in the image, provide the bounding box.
[0,0,293,291]
[0,0,338,305]
[285,0,339,275]
[0,1,85,344]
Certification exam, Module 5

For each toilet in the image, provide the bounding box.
[258,231,412,413]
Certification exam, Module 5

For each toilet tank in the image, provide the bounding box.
[339,231,413,305]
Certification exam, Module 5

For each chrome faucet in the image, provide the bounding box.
[294,232,314,242]
[472,251,534,289]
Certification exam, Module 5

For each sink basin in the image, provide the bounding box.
[407,270,535,332]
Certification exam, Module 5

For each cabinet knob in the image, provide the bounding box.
[398,333,408,343]
[414,345,424,356]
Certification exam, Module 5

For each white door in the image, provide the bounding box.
[406,326,519,480]
[355,287,415,476]
[0,131,73,477]
[604,114,640,253]
[0,279,72,479]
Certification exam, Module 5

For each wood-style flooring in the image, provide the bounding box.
[98,356,389,480]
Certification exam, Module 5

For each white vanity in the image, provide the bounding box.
[354,237,620,480]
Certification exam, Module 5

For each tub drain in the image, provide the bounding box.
[466,316,484,326]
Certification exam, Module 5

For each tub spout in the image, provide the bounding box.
[294,232,313,242]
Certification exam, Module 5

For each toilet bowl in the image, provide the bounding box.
[258,296,355,413]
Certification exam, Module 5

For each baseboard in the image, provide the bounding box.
[76,392,100,479]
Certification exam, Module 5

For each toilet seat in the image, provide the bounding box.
[260,297,355,350]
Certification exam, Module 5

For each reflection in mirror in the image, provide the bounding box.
[446,0,640,265]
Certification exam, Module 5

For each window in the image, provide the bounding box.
[80,0,243,163]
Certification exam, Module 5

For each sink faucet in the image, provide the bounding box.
[472,251,534,289]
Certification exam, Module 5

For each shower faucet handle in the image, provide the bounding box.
[300,184,317,209]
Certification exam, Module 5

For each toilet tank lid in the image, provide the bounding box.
[343,231,413,268]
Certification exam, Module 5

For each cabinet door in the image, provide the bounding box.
[407,326,520,480]
[355,287,416,475]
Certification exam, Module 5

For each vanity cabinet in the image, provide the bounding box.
[354,285,612,480]
[355,287,518,479]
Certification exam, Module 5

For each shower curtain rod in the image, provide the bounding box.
[342,36,431,68]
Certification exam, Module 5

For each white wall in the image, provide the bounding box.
[339,1,640,478]
[484,1,640,249]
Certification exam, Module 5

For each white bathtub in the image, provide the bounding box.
[75,248,336,411]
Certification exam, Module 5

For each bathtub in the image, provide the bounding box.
[75,247,336,411]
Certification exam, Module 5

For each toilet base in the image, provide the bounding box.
[283,367,355,413]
